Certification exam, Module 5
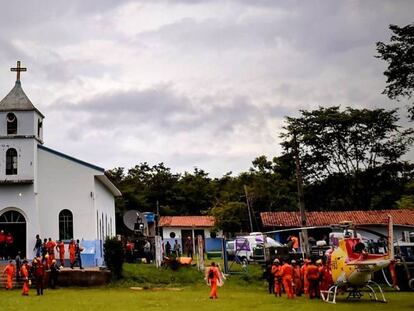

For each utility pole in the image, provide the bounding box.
[244,185,254,232]
[293,133,310,257]
[156,200,160,236]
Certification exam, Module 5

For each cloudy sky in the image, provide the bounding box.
[0,0,413,177]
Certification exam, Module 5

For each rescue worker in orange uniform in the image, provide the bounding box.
[271,259,282,297]
[290,235,299,252]
[318,259,333,292]
[306,259,320,299]
[280,259,295,299]
[68,239,76,268]
[20,259,30,296]
[207,262,220,299]
[301,259,310,295]
[46,238,56,267]
[56,240,65,267]
[3,260,15,289]
[292,260,302,296]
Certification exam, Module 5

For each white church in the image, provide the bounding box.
[0,62,121,266]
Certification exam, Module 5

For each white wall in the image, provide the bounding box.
[37,147,102,241]
[161,227,222,239]
[94,178,116,240]
[0,111,42,137]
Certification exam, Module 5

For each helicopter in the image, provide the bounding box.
[263,214,397,303]
[320,215,396,303]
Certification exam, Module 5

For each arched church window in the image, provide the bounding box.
[6,113,17,134]
[6,148,18,175]
[59,209,73,241]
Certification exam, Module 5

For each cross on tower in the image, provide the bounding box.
[10,61,27,83]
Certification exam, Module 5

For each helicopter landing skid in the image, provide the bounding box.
[321,281,387,304]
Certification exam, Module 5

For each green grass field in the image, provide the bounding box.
[0,263,413,311]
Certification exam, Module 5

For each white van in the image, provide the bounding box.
[232,233,281,262]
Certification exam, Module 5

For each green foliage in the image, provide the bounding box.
[376,23,414,119]
[104,237,125,279]
[210,202,250,234]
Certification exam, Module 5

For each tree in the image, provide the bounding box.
[281,106,414,181]
[210,202,250,235]
[376,23,414,119]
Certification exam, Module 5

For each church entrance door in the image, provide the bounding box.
[0,210,26,259]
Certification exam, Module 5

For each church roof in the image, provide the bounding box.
[0,82,44,117]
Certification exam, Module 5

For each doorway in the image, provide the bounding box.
[0,210,26,259]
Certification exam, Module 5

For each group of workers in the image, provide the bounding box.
[33,235,84,270]
[265,257,332,299]
[1,235,84,295]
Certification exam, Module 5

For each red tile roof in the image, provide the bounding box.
[261,209,414,228]
[159,216,215,227]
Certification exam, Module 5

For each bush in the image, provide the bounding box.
[104,237,125,279]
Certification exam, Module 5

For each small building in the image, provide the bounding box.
[159,216,223,254]
[261,209,414,243]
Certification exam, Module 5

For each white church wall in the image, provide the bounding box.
[94,179,116,239]
[37,148,102,242]
[0,139,36,181]
[0,184,40,259]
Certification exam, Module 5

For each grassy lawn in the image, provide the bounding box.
[0,263,413,311]
[0,286,413,311]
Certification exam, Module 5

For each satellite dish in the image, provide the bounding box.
[123,210,140,231]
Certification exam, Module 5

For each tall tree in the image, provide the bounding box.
[281,106,414,181]
[376,23,414,119]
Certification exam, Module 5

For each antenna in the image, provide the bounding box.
[123,210,140,231]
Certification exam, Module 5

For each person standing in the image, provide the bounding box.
[3,260,15,289]
[280,259,295,299]
[33,234,42,257]
[263,264,274,294]
[173,239,181,257]
[75,239,84,269]
[56,240,65,267]
[69,239,76,269]
[207,262,220,299]
[20,259,30,296]
[49,260,60,289]
[301,259,310,296]
[46,238,56,267]
[271,259,282,297]
[5,232,14,259]
[292,260,302,297]
[33,258,45,296]
[185,236,193,258]
[143,240,151,264]
[306,259,320,299]
[15,251,22,282]
[165,241,172,257]
[0,230,5,260]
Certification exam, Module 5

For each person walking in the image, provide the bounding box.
[20,259,30,296]
[3,260,15,289]
[173,240,181,257]
[185,236,193,258]
[165,241,172,257]
[271,259,282,297]
[292,260,302,296]
[306,259,320,299]
[207,262,220,299]
[15,251,22,282]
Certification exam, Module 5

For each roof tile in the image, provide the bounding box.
[159,216,215,227]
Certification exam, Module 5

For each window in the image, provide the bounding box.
[6,148,18,175]
[37,119,42,137]
[59,209,73,240]
[6,113,17,134]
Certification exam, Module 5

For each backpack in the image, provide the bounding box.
[208,269,215,279]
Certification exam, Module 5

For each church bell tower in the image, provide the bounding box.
[0,61,44,183]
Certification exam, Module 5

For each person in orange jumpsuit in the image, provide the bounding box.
[20,259,30,295]
[3,260,15,289]
[68,239,76,268]
[56,240,65,267]
[271,259,282,297]
[280,259,295,299]
[318,260,333,292]
[306,259,320,299]
[290,235,299,252]
[292,260,302,296]
[207,262,220,299]
[301,259,310,296]
[46,238,56,266]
